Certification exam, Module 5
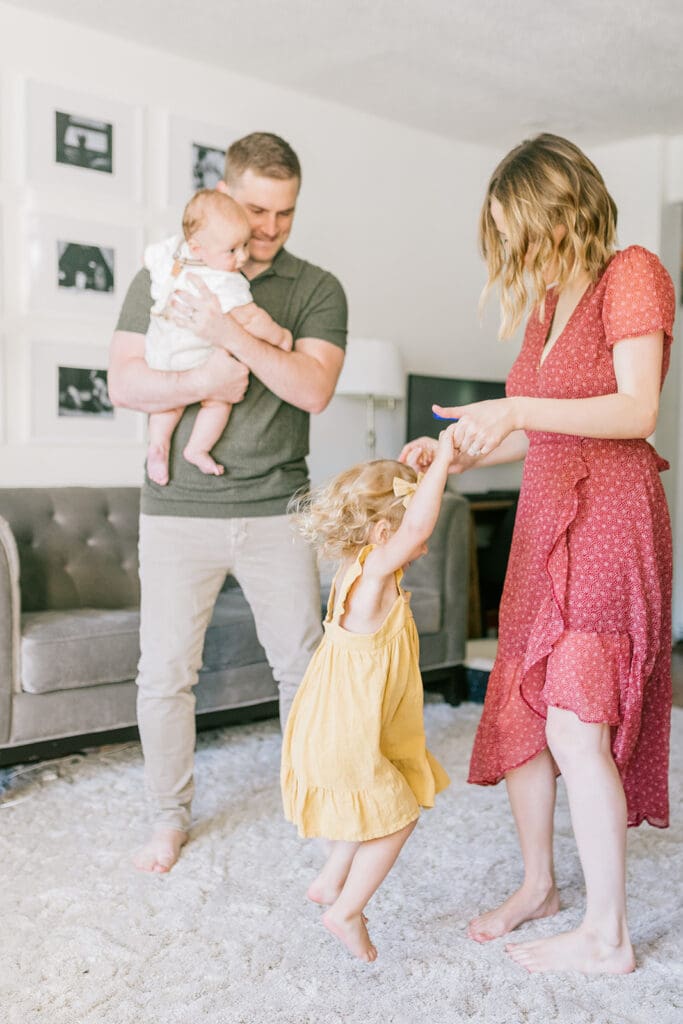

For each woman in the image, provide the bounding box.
[401,133,674,975]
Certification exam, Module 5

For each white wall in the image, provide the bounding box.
[587,135,683,640]
[0,2,521,498]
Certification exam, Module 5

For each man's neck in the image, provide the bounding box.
[242,258,271,281]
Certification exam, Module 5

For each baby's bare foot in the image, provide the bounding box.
[132,828,188,873]
[322,909,377,963]
[468,883,560,943]
[506,926,635,974]
[147,445,170,486]
[183,448,225,476]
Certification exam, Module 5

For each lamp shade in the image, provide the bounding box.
[336,337,405,400]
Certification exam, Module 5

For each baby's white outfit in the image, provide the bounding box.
[144,235,252,371]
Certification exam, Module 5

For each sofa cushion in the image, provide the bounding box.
[20,589,269,696]
[20,578,442,697]
[21,608,141,694]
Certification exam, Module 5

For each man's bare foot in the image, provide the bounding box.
[132,828,188,873]
[322,909,377,963]
[506,926,636,974]
[147,445,170,486]
[468,883,560,943]
[183,448,225,476]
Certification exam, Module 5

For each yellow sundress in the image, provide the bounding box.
[281,545,450,842]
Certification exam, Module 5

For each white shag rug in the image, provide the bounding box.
[1,701,682,1024]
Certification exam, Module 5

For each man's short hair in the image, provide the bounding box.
[225,132,301,186]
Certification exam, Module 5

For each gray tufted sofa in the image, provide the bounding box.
[0,486,470,763]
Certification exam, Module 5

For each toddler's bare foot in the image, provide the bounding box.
[132,828,188,873]
[147,445,170,486]
[322,909,377,963]
[506,926,635,974]
[307,877,342,907]
[183,448,225,476]
[468,883,560,943]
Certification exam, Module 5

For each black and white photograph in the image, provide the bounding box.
[58,366,114,418]
[58,241,115,293]
[31,341,142,443]
[26,81,142,200]
[26,213,139,316]
[169,115,237,205]
[55,111,113,174]
[192,142,226,190]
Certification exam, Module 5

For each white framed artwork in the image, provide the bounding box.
[25,81,143,201]
[30,340,143,444]
[168,116,239,204]
[26,213,142,317]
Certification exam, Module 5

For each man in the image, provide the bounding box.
[108,133,347,873]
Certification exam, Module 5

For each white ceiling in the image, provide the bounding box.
[9,0,683,146]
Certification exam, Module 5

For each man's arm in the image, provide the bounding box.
[108,266,250,414]
[108,332,249,413]
[172,273,346,414]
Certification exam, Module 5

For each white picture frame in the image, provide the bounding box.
[168,115,240,205]
[30,340,143,444]
[0,335,5,445]
[25,81,143,201]
[26,213,142,317]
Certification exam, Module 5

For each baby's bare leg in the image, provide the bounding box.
[323,819,418,962]
[147,408,185,486]
[307,840,359,906]
[183,401,232,475]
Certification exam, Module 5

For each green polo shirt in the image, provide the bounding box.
[115,248,347,517]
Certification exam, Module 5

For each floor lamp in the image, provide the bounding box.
[335,338,406,459]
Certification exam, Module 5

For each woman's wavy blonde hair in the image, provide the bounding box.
[479,133,618,338]
[289,459,417,561]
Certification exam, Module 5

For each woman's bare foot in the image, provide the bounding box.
[322,909,377,963]
[132,828,188,873]
[183,448,224,476]
[468,883,560,943]
[147,445,171,486]
[506,926,635,974]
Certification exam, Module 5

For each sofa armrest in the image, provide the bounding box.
[0,516,22,742]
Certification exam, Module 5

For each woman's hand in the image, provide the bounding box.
[432,398,518,458]
[169,274,230,348]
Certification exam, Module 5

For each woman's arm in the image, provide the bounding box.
[435,332,663,458]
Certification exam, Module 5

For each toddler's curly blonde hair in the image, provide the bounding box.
[290,460,418,561]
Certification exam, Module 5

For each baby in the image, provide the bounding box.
[143,189,291,485]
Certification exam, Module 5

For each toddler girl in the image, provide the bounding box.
[281,425,457,963]
[144,189,291,485]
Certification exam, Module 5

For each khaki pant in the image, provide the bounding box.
[136,513,322,831]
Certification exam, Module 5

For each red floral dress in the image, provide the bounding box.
[468,246,675,828]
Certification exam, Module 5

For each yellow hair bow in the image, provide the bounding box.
[392,473,423,509]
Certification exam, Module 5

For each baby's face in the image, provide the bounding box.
[189,216,250,273]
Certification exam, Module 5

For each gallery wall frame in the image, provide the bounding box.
[26,213,142,318]
[30,340,144,445]
[168,115,239,205]
[25,81,143,202]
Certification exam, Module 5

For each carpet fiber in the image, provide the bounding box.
[1,701,682,1024]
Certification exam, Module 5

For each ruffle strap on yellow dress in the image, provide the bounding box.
[281,545,449,842]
